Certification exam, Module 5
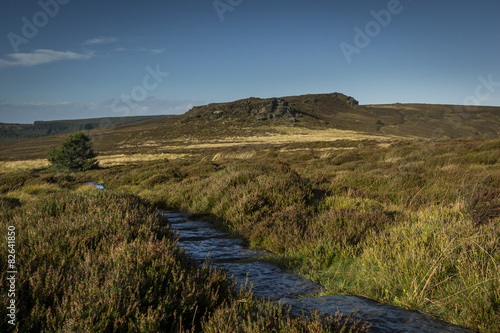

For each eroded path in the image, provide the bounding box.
[162,211,474,333]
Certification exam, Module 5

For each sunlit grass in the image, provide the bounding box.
[98,153,191,166]
[0,159,49,173]
[0,154,191,173]
[118,127,401,151]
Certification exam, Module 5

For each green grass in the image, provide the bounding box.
[78,137,500,332]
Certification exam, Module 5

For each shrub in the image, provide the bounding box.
[48,132,98,172]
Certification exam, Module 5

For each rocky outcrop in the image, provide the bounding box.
[180,92,360,126]
[330,93,359,106]
[252,98,297,122]
[183,97,299,123]
[346,96,359,106]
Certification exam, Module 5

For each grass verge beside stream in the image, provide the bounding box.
[0,180,368,332]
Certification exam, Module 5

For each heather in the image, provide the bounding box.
[0,176,367,332]
[83,137,500,332]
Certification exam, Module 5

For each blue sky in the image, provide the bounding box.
[1,0,499,123]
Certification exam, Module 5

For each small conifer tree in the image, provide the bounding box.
[48,132,98,172]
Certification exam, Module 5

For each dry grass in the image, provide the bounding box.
[0,159,49,173]
[118,127,400,151]
[0,153,192,173]
[185,127,399,145]
[98,153,191,166]
[211,151,257,161]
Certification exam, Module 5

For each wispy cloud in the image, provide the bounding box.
[82,36,118,45]
[114,47,165,55]
[0,49,93,68]
[151,49,165,55]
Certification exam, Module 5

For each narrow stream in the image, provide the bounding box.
[161,211,474,333]
[86,183,473,332]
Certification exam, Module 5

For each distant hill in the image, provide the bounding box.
[1,93,499,161]
[0,115,171,143]
[179,93,500,139]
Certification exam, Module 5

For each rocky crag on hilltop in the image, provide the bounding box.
[250,98,297,122]
[180,93,360,125]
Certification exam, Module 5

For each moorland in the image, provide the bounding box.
[1,93,499,332]
[0,115,169,143]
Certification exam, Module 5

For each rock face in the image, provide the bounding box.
[253,98,297,122]
[185,98,299,123]
[161,210,474,333]
[324,93,359,106]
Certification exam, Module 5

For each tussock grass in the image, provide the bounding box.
[108,137,500,332]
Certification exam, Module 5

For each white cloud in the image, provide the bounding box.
[0,49,93,68]
[82,36,118,45]
[114,47,165,55]
[151,48,165,55]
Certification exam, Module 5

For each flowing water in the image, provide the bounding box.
[86,183,473,332]
[161,211,474,333]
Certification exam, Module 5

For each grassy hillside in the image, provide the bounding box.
[1,93,499,164]
[0,115,170,143]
